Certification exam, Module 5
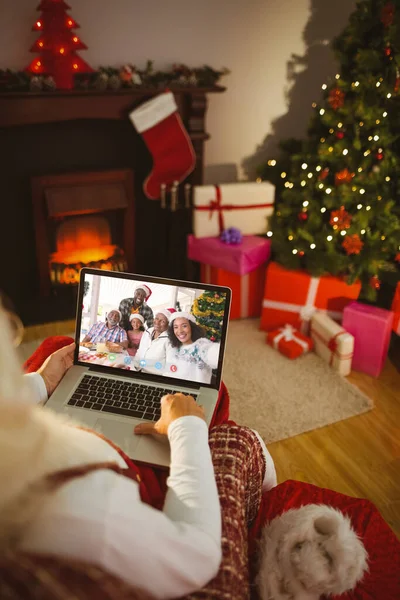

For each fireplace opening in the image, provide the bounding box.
[50,215,128,285]
[32,169,135,295]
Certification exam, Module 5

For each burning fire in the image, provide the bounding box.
[49,216,127,285]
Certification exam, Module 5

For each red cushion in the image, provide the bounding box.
[249,480,400,600]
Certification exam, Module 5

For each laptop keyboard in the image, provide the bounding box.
[67,375,197,422]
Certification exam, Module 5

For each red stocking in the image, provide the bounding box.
[129,91,196,200]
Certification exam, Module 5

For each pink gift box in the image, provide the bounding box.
[187,235,271,276]
[343,301,394,377]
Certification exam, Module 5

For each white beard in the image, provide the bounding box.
[256,504,368,600]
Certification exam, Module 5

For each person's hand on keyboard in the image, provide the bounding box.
[134,393,205,437]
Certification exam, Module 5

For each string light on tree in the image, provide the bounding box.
[261,0,400,301]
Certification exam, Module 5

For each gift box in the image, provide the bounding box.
[267,324,313,359]
[201,263,266,320]
[188,235,271,276]
[343,301,394,377]
[260,262,361,334]
[391,281,400,335]
[310,312,354,376]
[193,182,275,238]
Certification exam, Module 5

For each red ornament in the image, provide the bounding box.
[298,250,305,257]
[342,234,364,255]
[381,2,395,27]
[369,276,381,290]
[25,0,94,89]
[328,88,345,110]
[336,131,345,139]
[376,152,384,161]
[298,211,308,222]
[385,45,392,57]
[330,206,352,230]
[210,336,216,342]
[318,167,330,181]
[335,168,355,186]
[395,252,400,262]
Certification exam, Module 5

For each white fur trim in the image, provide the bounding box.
[169,311,196,324]
[129,92,177,133]
[134,284,151,300]
[156,309,173,322]
[129,313,145,324]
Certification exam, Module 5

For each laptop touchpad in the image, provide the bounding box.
[94,418,141,457]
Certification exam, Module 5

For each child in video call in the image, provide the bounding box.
[127,314,145,357]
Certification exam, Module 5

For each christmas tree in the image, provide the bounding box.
[26,0,93,89]
[191,291,226,342]
[260,0,400,301]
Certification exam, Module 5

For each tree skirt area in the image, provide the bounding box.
[223,319,373,444]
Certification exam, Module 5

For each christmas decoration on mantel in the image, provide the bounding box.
[258,0,400,302]
[0,60,229,93]
[0,0,229,93]
[26,0,94,90]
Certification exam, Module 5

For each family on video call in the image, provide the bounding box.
[79,276,224,384]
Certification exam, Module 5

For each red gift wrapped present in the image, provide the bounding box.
[201,263,266,320]
[261,262,361,334]
[391,281,400,335]
[267,324,313,359]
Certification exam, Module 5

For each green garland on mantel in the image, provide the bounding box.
[0,61,230,93]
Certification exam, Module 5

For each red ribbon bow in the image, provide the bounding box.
[195,185,274,234]
[311,328,352,366]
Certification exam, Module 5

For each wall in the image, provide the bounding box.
[1,0,356,180]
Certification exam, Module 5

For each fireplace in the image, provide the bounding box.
[0,87,224,325]
[31,169,135,294]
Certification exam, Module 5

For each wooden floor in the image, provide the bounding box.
[23,319,400,539]
[270,359,400,538]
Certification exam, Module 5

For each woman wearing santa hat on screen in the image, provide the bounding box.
[166,312,220,385]
[118,284,154,331]
[134,308,175,374]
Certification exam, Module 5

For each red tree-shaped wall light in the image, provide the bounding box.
[26,0,94,89]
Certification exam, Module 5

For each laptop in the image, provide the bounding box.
[46,267,231,468]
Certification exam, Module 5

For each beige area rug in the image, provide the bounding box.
[223,320,373,444]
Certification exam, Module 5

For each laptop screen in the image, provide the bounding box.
[75,268,231,390]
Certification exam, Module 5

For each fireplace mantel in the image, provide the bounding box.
[0,86,225,186]
[1,86,226,324]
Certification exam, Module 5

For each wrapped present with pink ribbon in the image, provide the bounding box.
[266,324,313,360]
[260,262,361,335]
[310,312,354,376]
[192,182,275,238]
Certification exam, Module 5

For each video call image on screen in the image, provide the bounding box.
[78,273,228,386]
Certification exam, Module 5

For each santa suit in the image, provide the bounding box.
[10,374,222,600]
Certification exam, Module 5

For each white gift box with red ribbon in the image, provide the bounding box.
[193,182,275,238]
[310,312,354,376]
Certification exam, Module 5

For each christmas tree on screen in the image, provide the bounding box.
[26,0,93,89]
[191,291,226,342]
[260,0,400,301]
